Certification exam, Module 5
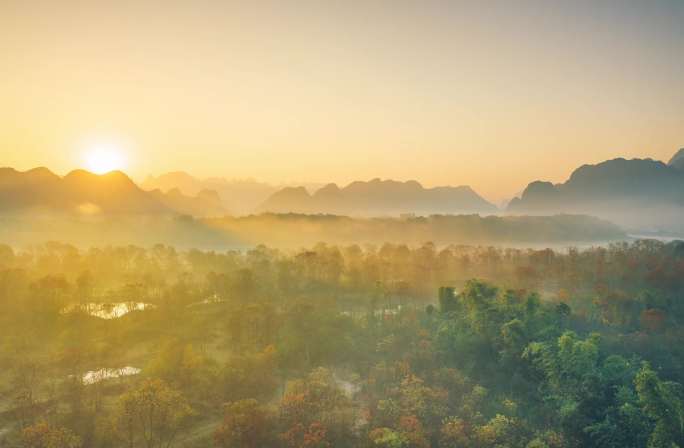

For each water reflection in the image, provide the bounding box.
[187,294,225,308]
[62,302,154,319]
[81,366,141,385]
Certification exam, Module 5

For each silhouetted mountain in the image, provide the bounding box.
[142,172,287,215]
[0,167,227,216]
[669,148,684,171]
[257,178,497,216]
[148,188,228,217]
[508,150,684,234]
[142,171,205,196]
[0,167,63,209]
[258,186,312,213]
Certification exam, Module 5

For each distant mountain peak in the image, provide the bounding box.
[26,166,58,177]
[0,166,59,179]
[314,183,342,196]
[64,169,139,191]
[64,168,93,177]
[258,178,496,216]
[508,149,684,234]
[669,148,684,171]
[0,166,228,217]
[319,182,340,191]
[278,186,311,196]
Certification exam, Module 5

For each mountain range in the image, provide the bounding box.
[0,168,496,218]
[141,172,322,215]
[142,172,498,216]
[3,147,684,235]
[257,179,497,216]
[508,148,684,233]
[0,167,227,217]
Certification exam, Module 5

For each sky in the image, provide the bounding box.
[1,0,683,201]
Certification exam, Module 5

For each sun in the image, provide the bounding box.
[84,144,126,174]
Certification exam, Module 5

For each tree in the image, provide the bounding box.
[523,332,603,444]
[280,422,331,448]
[21,421,82,448]
[222,345,279,402]
[474,414,530,447]
[439,417,472,448]
[370,427,408,448]
[635,362,684,448]
[640,309,666,333]
[113,379,193,448]
[279,368,355,447]
[147,342,218,398]
[438,287,458,313]
[214,399,276,448]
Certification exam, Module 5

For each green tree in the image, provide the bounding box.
[635,362,684,448]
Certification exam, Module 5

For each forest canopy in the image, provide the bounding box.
[0,238,683,447]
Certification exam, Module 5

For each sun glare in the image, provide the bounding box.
[84,144,126,174]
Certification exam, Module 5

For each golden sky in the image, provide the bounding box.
[1,0,683,201]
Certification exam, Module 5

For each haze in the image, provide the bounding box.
[1,0,683,200]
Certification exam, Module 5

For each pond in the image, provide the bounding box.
[81,366,141,385]
[187,294,226,307]
[341,305,404,319]
[62,302,154,319]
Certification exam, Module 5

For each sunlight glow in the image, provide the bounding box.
[84,144,126,174]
